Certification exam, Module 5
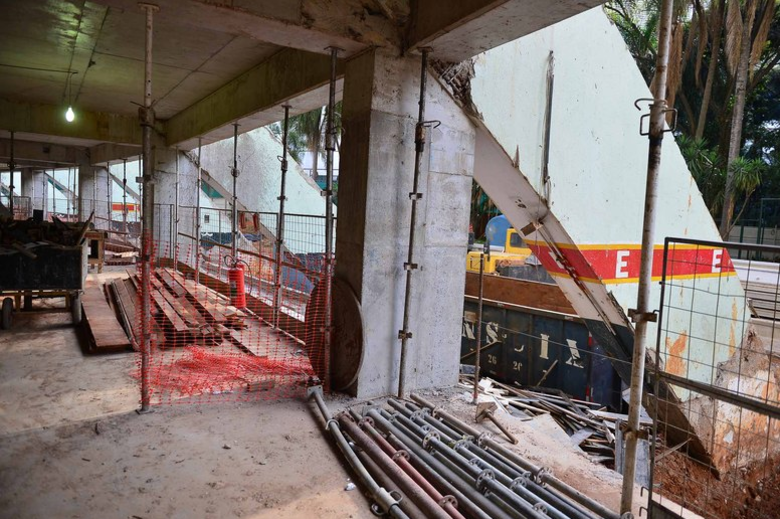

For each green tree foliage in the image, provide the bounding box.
[607,0,780,235]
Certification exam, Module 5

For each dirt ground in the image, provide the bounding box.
[0,276,373,519]
[655,450,780,519]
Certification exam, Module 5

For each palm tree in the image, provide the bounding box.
[719,0,776,237]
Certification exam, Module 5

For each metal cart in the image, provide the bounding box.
[0,242,88,329]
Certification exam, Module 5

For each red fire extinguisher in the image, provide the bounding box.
[227,261,247,309]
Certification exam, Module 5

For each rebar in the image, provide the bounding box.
[323,47,339,390]
[308,388,408,518]
[274,105,290,328]
[398,48,430,399]
[620,0,674,514]
[138,1,159,413]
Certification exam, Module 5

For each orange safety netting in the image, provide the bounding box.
[131,206,333,405]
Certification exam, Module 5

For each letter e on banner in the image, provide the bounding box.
[615,250,630,279]
[712,249,723,273]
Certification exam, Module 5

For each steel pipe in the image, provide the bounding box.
[8,131,14,215]
[138,2,159,413]
[356,449,427,519]
[621,0,674,514]
[411,394,621,519]
[368,409,510,519]
[390,402,591,519]
[322,47,339,390]
[308,389,408,518]
[195,138,202,284]
[358,416,466,519]
[339,415,452,519]
[398,48,431,398]
[381,410,543,519]
[273,105,291,328]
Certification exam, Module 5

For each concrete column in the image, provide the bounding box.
[336,48,475,398]
[29,170,48,216]
[153,146,199,263]
[79,166,109,223]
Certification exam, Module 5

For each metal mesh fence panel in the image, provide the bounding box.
[1,195,31,220]
[648,238,780,519]
[131,205,333,404]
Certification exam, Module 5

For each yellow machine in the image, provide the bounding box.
[466,228,533,273]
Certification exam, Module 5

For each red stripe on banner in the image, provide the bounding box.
[526,242,735,284]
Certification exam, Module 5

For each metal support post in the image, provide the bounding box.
[620,0,674,514]
[398,48,431,398]
[107,167,112,229]
[8,131,14,216]
[122,159,128,238]
[174,146,179,264]
[274,105,291,327]
[322,46,340,390]
[472,241,489,404]
[67,166,72,218]
[230,123,239,262]
[195,138,202,284]
[138,1,159,414]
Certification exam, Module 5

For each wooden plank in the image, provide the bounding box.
[149,286,190,334]
[166,268,229,323]
[158,269,187,297]
[149,274,203,328]
[464,271,576,314]
[81,285,131,352]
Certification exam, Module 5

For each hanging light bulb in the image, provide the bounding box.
[65,106,75,122]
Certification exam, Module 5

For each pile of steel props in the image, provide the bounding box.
[311,387,628,519]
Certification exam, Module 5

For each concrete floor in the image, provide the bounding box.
[0,285,372,519]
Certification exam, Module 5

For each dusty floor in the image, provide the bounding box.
[0,269,642,519]
[0,277,372,519]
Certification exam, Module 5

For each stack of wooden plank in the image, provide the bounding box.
[105,268,268,354]
[104,238,137,266]
[82,285,132,352]
[460,375,639,466]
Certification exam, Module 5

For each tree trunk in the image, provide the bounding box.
[719,0,757,238]
[695,0,725,140]
[311,136,320,182]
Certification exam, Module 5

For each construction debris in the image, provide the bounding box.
[460,375,634,467]
[0,214,93,253]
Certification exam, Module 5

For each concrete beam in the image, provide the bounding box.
[164,48,344,148]
[90,143,142,166]
[0,138,84,166]
[90,0,390,56]
[407,0,605,62]
[0,99,143,146]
